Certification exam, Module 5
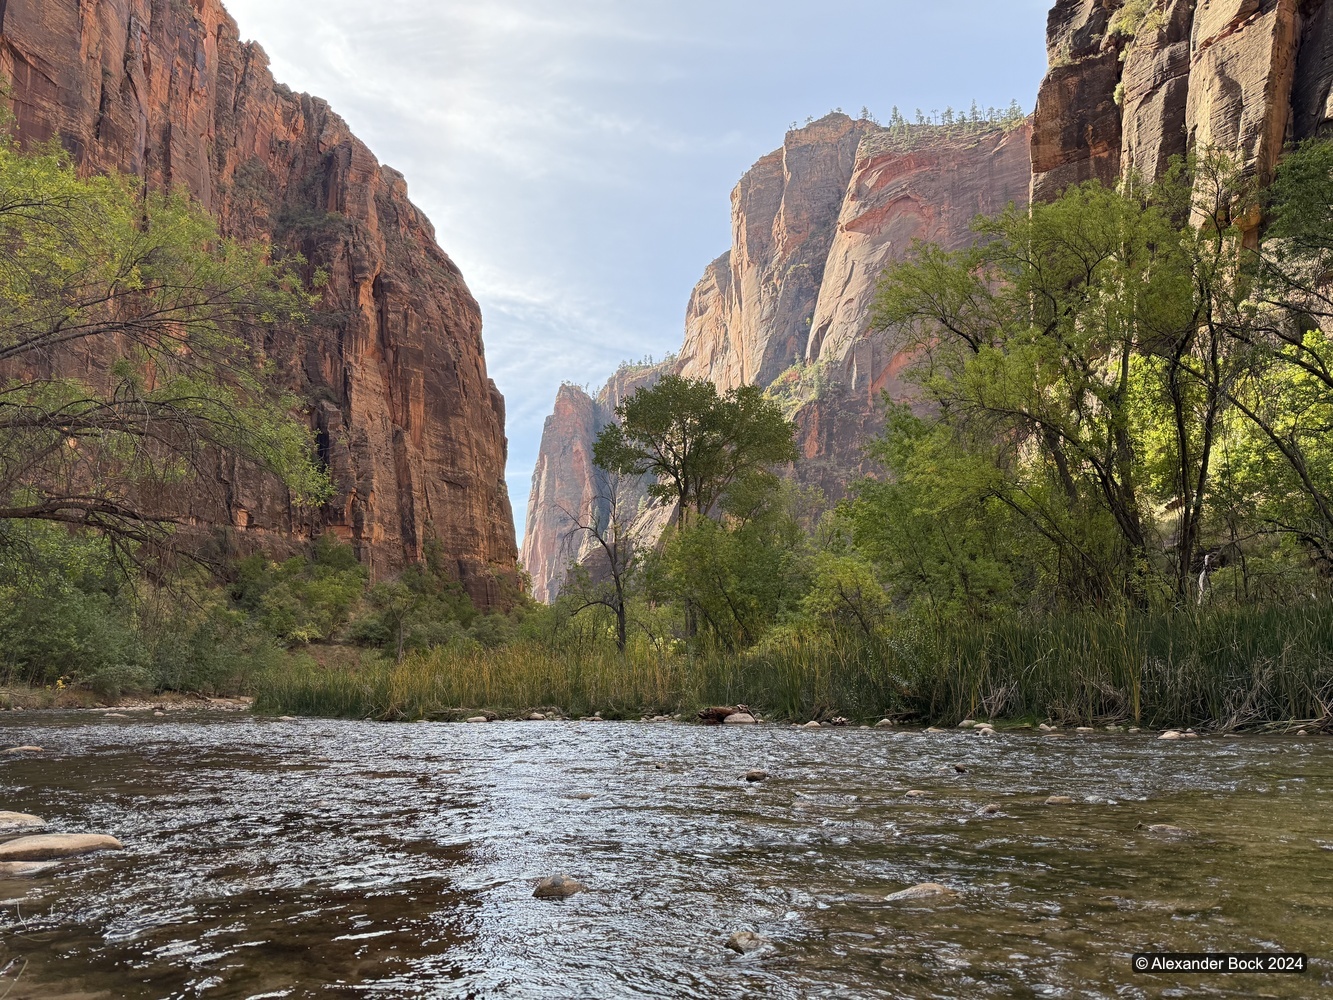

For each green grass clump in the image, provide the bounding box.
[255,603,1333,729]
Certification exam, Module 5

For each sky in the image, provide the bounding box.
[221,0,1054,544]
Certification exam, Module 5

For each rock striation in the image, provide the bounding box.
[1032,0,1333,214]
[522,115,1032,601]
[0,0,517,605]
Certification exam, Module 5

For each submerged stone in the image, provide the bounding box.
[884,883,957,903]
[0,834,123,861]
[725,931,769,954]
[1045,796,1075,806]
[744,770,768,783]
[0,811,46,834]
[3,746,43,754]
[533,875,585,899]
[0,861,60,877]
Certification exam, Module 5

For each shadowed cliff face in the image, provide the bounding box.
[520,364,668,604]
[1032,0,1333,208]
[522,115,1033,602]
[0,0,517,606]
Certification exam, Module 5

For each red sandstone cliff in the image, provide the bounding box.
[1032,0,1333,207]
[522,115,1033,601]
[0,0,517,605]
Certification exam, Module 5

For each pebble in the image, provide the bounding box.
[533,875,585,899]
[1045,795,1075,806]
[744,770,768,783]
[725,931,770,954]
[884,883,957,903]
[3,746,43,754]
[0,834,123,861]
[723,713,757,725]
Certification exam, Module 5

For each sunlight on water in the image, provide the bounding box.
[0,715,1329,998]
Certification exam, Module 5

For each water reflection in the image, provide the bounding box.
[0,715,1328,998]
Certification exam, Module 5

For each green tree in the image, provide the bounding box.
[0,128,329,555]
[592,375,797,527]
[873,166,1249,604]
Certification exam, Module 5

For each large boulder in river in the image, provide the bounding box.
[0,834,123,861]
[0,811,46,835]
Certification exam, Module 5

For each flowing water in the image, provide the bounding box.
[0,713,1329,999]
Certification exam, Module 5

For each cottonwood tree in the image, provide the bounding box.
[0,129,328,561]
[592,375,797,528]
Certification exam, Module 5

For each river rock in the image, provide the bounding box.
[978,803,1001,815]
[153,711,166,717]
[1158,731,1183,741]
[0,861,61,877]
[466,716,489,724]
[1045,795,1075,806]
[925,727,947,734]
[875,719,895,728]
[802,721,822,729]
[1142,823,1191,838]
[0,812,46,834]
[3,746,43,754]
[725,931,769,954]
[724,713,758,725]
[1038,724,1055,732]
[884,883,957,903]
[0,834,123,861]
[528,713,546,721]
[953,764,968,773]
[905,790,929,799]
[744,770,768,783]
[958,720,977,729]
[533,875,585,899]
[1076,727,1095,733]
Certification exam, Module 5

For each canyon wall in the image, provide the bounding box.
[522,115,1033,601]
[0,0,517,605]
[1032,0,1333,207]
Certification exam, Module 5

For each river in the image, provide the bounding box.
[0,713,1329,998]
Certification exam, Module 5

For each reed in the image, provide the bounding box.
[255,603,1333,729]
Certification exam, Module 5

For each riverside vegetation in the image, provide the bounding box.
[4,120,1333,731]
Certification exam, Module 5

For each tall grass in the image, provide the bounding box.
[256,603,1333,728]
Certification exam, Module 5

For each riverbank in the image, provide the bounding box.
[252,603,1333,730]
